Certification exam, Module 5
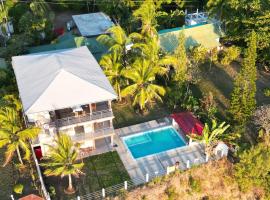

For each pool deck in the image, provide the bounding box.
[114,118,206,185]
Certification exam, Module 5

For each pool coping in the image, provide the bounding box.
[114,118,206,185]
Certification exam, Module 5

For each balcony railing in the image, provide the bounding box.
[70,127,114,142]
[50,109,113,128]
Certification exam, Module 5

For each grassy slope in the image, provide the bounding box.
[194,61,270,120]
[112,101,170,128]
[117,159,260,200]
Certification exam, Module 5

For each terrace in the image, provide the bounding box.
[48,101,113,128]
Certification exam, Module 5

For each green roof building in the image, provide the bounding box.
[28,33,108,61]
[158,23,223,53]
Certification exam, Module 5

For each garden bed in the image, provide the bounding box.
[43,151,130,200]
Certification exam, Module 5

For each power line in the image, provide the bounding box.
[13,0,200,5]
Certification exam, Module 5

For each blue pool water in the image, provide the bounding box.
[123,126,186,159]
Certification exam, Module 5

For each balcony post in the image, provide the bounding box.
[111,135,114,146]
[108,100,112,111]
[89,103,92,114]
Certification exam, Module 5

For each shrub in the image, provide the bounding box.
[148,176,163,187]
[13,183,24,194]
[220,46,241,66]
[188,175,201,193]
[264,88,270,97]
[118,188,127,200]
[165,185,178,200]
[141,194,148,200]
[49,186,56,197]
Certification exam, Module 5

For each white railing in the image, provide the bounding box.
[70,127,114,141]
[50,109,113,128]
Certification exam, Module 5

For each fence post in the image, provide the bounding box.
[102,188,105,198]
[124,181,128,190]
[186,160,190,169]
[77,196,80,200]
[189,138,192,145]
[145,173,149,183]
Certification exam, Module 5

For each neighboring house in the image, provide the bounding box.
[12,46,117,156]
[28,32,108,61]
[159,22,223,52]
[72,12,114,37]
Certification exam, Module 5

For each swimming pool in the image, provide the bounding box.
[122,126,186,159]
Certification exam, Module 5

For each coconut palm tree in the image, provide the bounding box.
[121,59,166,111]
[41,133,84,194]
[97,25,129,54]
[188,120,230,159]
[133,1,164,37]
[100,51,125,101]
[0,106,40,166]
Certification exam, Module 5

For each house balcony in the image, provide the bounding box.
[47,101,113,128]
[70,126,115,142]
[32,125,114,145]
[50,109,113,128]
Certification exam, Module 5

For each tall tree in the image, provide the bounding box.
[97,25,129,55]
[234,133,270,195]
[253,105,270,134]
[191,45,207,68]
[207,0,270,64]
[121,59,166,111]
[41,134,84,194]
[160,32,187,82]
[0,106,39,166]
[99,51,125,101]
[133,1,166,37]
[230,31,257,125]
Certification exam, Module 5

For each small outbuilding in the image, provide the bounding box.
[171,112,204,136]
[214,142,229,158]
[72,12,114,37]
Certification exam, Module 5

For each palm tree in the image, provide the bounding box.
[133,1,163,37]
[97,25,129,55]
[100,51,125,101]
[188,120,230,159]
[121,59,166,111]
[0,106,40,166]
[41,133,84,194]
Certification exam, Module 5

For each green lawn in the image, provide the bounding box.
[112,100,170,128]
[0,149,15,199]
[0,149,40,199]
[43,151,130,200]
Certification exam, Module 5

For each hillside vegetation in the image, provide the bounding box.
[114,159,261,200]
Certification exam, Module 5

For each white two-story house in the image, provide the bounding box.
[12,46,117,156]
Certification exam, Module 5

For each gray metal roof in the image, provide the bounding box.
[72,12,114,37]
[12,46,117,114]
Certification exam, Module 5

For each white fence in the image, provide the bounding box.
[30,145,51,200]
[72,155,213,200]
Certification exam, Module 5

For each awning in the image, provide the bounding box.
[171,112,204,135]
